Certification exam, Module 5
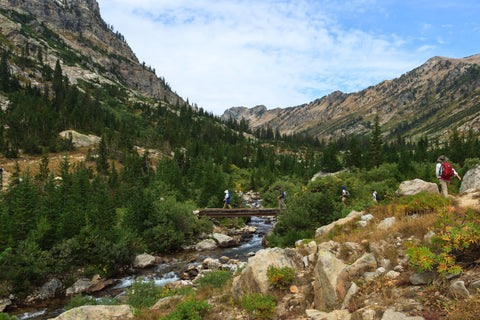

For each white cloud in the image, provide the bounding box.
[98,0,438,114]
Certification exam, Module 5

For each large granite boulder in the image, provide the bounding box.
[52,305,133,320]
[459,164,480,194]
[232,247,302,298]
[133,253,156,269]
[395,179,439,196]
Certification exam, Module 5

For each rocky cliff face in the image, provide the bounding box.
[222,55,480,142]
[0,0,183,104]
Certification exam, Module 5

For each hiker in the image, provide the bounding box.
[372,189,379,202]
[436,155,461,197]
[340,186,348,207]
[223,189,232,209]
[277,186,287,209]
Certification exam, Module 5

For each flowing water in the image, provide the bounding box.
[8,216,274,320]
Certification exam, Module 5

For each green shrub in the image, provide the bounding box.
[65,294,119,310]
[194,270,232,289]
[266,265,295,290]
[0,314,17,320]
[126,278,166,309]
[163,297,212,320]
[241,293,276,320]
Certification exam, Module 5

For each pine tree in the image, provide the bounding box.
[368,115,383,168]
[96,136,110,175]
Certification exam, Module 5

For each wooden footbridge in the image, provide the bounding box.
[195,208,280,218]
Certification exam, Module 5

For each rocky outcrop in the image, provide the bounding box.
[0,0,184,105]
[59,130,101,148]
[395,179,439,196]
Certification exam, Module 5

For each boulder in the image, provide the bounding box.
[52,305,133,320]
[315,211,364,238]
[377,217,396,230]
[59,130,101,147]
[449,280,470,298]
[232,247,301,298]
[86,279,117,294]
[195,239,218,251]
[0,298,11,313]
[212,233,237,247]
[38,278,63,300]
[381,308,424,320]
[459,164,480,194]
[133,253,156,269]
[395,179,439,196]
[313,251,346,311]
[305,309,351,320]
[66,278,91,296]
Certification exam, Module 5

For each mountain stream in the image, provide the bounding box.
[9,216,274,320]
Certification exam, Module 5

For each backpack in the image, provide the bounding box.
[344,190,350,198]
[375,192,380,201]
[441,162,454,179]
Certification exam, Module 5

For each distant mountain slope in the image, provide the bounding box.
[222,55,480,142]
[0,0,183,104]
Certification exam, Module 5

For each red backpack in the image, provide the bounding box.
[441,162,454,179]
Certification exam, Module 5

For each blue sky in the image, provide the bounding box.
[97,0,480,115]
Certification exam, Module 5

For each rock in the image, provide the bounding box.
[0,298,11,313]
[150,295,183,310]
[449,280,470,298]
[133,253,156,269]
[38,278,63,300]
[377,217,396,230]
[195,239,218,251]
[395,179,439,196]
[409,272,435,285]
[52,305,133,320]
[202,257,221,270]
[315,211,364,238]
[385,270,400,279]
[59,130,101,147]
[305,309,327,319]
[231,247,301,298]
[313,251,346,311]
[341,282,359,309]
[212,233,237,247]
[86,279,117,294]
[459,164,480,194]
[305,309,352,320]
[381,308,425,320]
[219,256,230,264]
[471,279,480,291]
[66,278,91,296]
[424,230,435,243]
[361,214,374,221]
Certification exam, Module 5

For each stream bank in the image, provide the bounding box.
[7,216,274,320]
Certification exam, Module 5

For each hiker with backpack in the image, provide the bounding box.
[340,186,349,207]
[372,189,380,202]
[277,186,287,209]
[436,155,461,197]
[223,189,232,209]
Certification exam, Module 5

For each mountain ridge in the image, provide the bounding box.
[0,0,184,105]
[222,54,480,142]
